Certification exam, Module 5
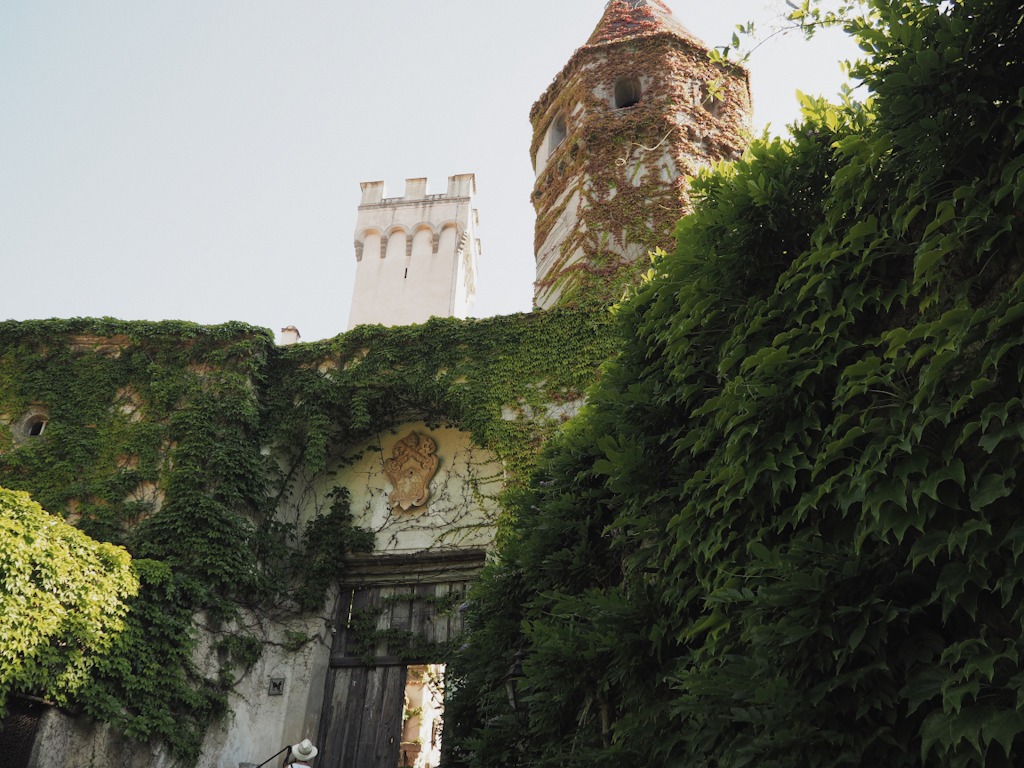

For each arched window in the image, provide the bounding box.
[14,407,49,444]
[614,77,642,109]
[548,114,567,154]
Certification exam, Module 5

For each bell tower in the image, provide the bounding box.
[530,0,752,309]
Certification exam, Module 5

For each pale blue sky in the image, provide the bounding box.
[0,1,861,342]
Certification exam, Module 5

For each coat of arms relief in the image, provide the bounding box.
[384,431,439,511]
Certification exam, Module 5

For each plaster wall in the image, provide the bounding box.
[30,712,175,768]
[287,422,502,556]
[534,186,584,308]
[192,612,335,768]
[28,610,331,768]
[29,610,335,768]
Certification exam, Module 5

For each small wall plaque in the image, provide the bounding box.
[268,677,285,696]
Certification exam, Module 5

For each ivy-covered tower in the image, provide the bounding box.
[530,0,751,309]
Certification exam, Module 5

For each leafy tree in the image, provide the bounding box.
[448,0,1024,766]
[0,486,137,717]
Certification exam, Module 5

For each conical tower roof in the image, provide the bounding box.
[585,0,704,49]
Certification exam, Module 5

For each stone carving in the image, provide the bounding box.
[384,431,439,510]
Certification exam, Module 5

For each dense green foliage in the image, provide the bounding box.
[264,310,616,498]
[0,311,614,762]
[0,320,279,760]
[447,1,1024,766]
[0,487,137,717]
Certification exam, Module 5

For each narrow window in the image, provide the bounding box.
[25,417,46,437]
[548,114,567,154]
[614,77,642,109]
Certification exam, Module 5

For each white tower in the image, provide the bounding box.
[347,174,480,329]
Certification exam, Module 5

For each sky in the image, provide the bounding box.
[0,1,863,343]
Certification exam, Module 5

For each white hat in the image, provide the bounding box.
[288,739,318,762]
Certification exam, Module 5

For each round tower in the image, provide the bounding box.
[530,0,752,309]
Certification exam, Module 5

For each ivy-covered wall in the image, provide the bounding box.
[0,308,616,765]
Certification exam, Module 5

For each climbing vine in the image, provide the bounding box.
[0,308,615,763]
[0,319,277,762]
[0,487,137,718]
[342,589,464,665]
[447,1,1024,766]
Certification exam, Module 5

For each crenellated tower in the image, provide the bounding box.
[347,174,480,329]
[530,0,752,309]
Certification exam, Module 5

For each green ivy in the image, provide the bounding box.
[0,309,616,763]
[293,488,375,612]
[0,487,137,718]
[260,310,617,519]
[447,1,1024,766]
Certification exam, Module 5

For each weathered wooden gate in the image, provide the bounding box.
[316,551,483,768]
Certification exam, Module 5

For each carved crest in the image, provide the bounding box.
[384,431,439,511]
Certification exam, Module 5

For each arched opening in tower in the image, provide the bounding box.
[614,76,642,109]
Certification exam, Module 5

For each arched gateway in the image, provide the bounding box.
[308,423,501,768]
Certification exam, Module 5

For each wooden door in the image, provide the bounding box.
[317,665,406,768]
[316,579,471,768]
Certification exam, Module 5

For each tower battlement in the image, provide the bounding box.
[347,174,480,329]
[359,174,477,206]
